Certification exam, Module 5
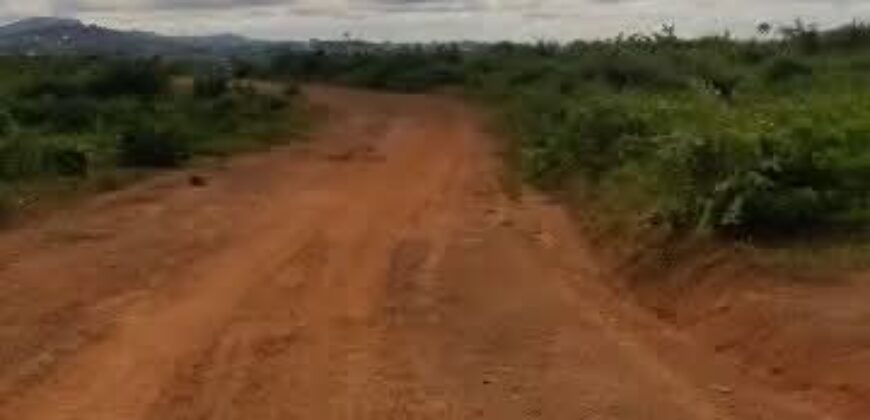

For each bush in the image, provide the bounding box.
[87,60,170,97]
[194,73,231,98]
[0,56,298,218]
[33,97,100,133]
[764,56,813,83]
[591,50,686,91]
[822,22,870,50]
[265,95,290,111]
[118,127,190,168]
[265,26,870,239]
[691,58,743,100]
[0,189,13,227]
[283,82,301,97]
[0,137,91,179]
[781,20,822,54]
[0,137,48,179]
[17,78,84,98]
[519,97,653,184]
[11,97,96,133]
[43,144,89,177]
[510,86,870,237]
[651,123,870,235]
[0,108,17,136]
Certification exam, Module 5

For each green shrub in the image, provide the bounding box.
[194,73,231,98]
[650,122,870,235]
[781,20,822,54]
[87,60,170,97]
[691,58,743,100]
[0,137,91,179]
[822,22,870,50]
[0,108,17,136]
[265,95,289,111]
[0,136,48,179]
[39,97,100,133]
[0,57,298,217]
[510,87,870,237]
[518,97,653,184]
[0,189,13,227]
[283,81,301,97]
[43,144,89,177]
[118,127,190,168]
[17,78,84,98]
[593,50,686,91]
[265,25,870,239]
[764,56,813,83]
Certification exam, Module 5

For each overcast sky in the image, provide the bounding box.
[0,0,867,41]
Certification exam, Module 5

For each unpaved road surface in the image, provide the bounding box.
[0,87,838,419]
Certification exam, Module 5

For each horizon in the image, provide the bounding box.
[0,1,867,42]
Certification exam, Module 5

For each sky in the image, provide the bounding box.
[0,0,867,41]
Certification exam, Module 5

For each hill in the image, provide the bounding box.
[0,17,292,57]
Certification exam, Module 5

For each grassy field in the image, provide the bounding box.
[0,57,306,224]
[268,22,870,245]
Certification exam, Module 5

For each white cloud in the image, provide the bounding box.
[0,0,867,40]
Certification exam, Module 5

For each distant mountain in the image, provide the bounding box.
[0,17,84,37]
[0,17,298,58]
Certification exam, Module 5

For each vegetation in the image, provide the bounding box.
[3,20,870,240]
[0,57,304,220]
[269,22,870,239]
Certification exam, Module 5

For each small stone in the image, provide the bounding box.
[711,384,733,394]
[714,301,732,313]
[189,175,208,187]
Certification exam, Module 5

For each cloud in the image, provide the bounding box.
[59,0,291,12]
[0,0,868,41]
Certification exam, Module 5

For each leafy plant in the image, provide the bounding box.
[118,126,190,168]
[764,56,813,83]
[194,72,231,98]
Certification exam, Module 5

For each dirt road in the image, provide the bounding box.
[0,87,837,419]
